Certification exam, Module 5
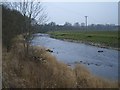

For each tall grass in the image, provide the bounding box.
[2,35,118,88]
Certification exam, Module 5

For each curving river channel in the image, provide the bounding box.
[31,33,119,81]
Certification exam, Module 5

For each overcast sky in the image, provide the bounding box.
[42,2,118,25]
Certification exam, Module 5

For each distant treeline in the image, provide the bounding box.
[33,22,118,33]
[2,4,119,51]
[2,5,34,51]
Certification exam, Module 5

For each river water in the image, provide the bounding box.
[31,33,119,81]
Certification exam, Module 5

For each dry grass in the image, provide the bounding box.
[74,64,118,88]
[2,35,118,88]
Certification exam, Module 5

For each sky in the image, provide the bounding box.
[42,2,118,25]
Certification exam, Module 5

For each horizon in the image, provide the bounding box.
[42,2,118,25]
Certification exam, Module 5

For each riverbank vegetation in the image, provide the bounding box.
[2,3,119,88]
[48,31,120,49]
[3,35,118,88]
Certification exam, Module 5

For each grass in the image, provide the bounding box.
[2,35,118,88]
[48,31,119,49]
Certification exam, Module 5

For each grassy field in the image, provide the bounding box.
[48,31,119,49]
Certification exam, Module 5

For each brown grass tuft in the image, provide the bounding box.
[74,64,118,88]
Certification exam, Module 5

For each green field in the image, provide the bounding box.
[48,31,119,49]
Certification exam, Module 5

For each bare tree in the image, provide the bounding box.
[4,0,47,54]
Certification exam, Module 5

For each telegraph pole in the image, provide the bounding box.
[85,16,88,30]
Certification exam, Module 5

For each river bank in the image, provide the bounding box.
[52,37,120,51]
[48,31,119,51]
[32,33,119,81]
[3,35,118,88]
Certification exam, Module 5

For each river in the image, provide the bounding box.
[31,33,119,81]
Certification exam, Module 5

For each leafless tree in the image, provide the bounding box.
[4,0,47,54]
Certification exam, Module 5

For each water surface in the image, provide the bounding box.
[31,33,119,80]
